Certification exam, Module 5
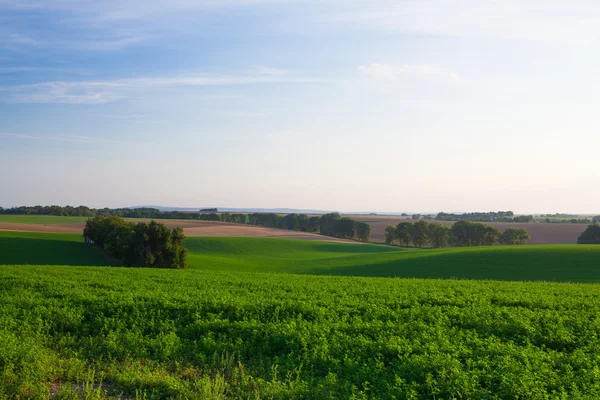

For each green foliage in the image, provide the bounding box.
[384,225,396,245]
[395,222,413,247]
[4,264,600,398]
[427,222,451,248]
[84,216,187,269]
[437,211,515,222]
[319,212,341,236]
[411,220,429,248]
[450,221,501,247]
[5,232,600,282]
[578,224,600,244]
[500,228,532,245]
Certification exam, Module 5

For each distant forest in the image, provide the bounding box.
[435,211,534,223]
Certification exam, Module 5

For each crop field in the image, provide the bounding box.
[2,231,600,399]
[0,216,352,243]
[350,215,589,245]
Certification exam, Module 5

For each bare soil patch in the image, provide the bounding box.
[0,220,356,244]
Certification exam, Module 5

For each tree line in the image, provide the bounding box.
[203,212,371,242]
[436,211,534,223]
[83,216,187,269]
[0,205,203,220]
[385,220,531,248]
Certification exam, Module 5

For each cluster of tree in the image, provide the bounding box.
[83,216,187,269]
[540,218,591,224]
[0,205,203,220]
[411,214,434,220]
[577,224,600,244]
[435,211,533,223]
[385,220,531,248]
[594,216,600,224]
[200,208,218,212]
[197,212,369,241]
[318,213,371,241]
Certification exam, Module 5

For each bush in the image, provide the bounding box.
[83,216,187,269]
[578,224,600,244]
[500,228,531,245]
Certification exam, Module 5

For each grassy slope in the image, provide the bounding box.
[0,231,120,266]
[2,231,600,282]
[3,232,600,397]
[186,237,600,282]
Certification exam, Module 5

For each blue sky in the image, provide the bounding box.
[1,0,599,213]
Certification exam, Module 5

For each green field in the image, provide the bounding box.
[2,231,600,398]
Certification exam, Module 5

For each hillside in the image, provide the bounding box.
[2,231,600,282]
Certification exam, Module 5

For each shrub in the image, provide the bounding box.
[84,216,187,269]
[577,224,600,244]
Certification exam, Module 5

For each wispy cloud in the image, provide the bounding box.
[0,132,143,146]
[323,0,600,47]
[0,71,324,104]
[358,63,460,82]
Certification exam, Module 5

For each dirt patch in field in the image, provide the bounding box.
[349,215,588,245]
[0,221,356,244]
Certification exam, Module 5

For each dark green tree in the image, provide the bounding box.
[355,222,371,242]
[384,225,396,245]
[578,224,600,244]
[428,222,450,248]
[395,222,413,247]
[500,228,531,245]
[412,220,430,248]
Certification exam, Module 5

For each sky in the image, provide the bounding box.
[1,0,599,213]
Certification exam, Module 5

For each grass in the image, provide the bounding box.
[186,237,600,282]
[0,231,119,266]
[3,266,600,399]
[3,231,600,398]
[2,231,600,282]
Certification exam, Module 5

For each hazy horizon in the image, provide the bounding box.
[2,1,599,214]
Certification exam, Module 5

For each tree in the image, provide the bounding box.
[593,216,600,224]
[320,213,341,236]
[355,222,371,242]
[281,213,300,231]
[83,216,187,268]
[428,223,450,248]
[478,225,501,246]
[395,222,413,247]
[412,220,429,248]
[578,224,600,244]
[450,221,500,247]
[333,218,357,239]
[449,220,475,247]
[384,225,396,245]
[500,228,531,245]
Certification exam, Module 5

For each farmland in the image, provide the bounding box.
[2,231,600,398]
[0,216,353,243]
[349,214,589,245]
[0,214,591,245]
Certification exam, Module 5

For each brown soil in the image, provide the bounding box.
[0,220,356,244]
[1,216,586,245]
[348,215,587,245]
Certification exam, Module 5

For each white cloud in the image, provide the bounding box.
[0,71,324,104]
[323,0,600,47]
[358,63,460,82]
